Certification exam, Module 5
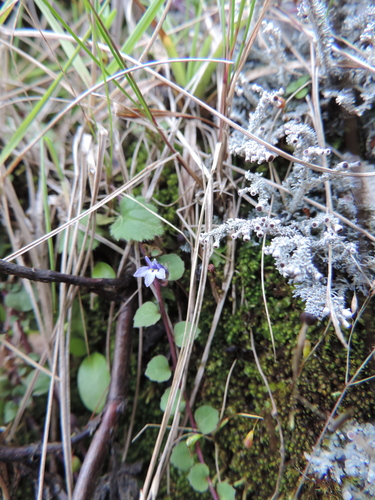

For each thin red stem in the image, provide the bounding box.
[153,278,219,500]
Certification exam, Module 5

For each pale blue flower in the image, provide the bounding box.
[133,257,168,287]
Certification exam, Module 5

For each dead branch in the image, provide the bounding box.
[0,429,91,463]
[0,260,131,300]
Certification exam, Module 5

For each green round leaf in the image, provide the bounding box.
[158,254,185,281]
[92,262,116,279]
[77,352,110,413]
[173,321,201,348]
[24,370,50,396]
[218,482,236,500]
[110,196,164,242]
[170,441,194,471]
[194,405,219,434]
[160,388,185,416]
[133,302,161,328]
[5,286,33,312]
[145,355,171,382]
[187,463,210,492]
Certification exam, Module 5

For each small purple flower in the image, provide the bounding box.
[133,256,168,287]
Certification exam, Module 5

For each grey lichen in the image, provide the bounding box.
[201,0,375,341]
[305,421,375,499]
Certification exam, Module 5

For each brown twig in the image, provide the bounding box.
[0,259,130,300]
[72,293,135,500]
[0,429,91,463]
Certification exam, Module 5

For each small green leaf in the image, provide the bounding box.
[0,304,5,322]
[145,355,171,382]
[72,455,82,473]
[285,75,310,97]
[173,321,201,348]
[24,370,50,396]
[5,286,33,312]
[110,196,164,242]
[217,482,236,500]
[194,405,219,434]
[77,352,110,413]
[170,441,194,471]
[95,213,115,226]
[160,388,185,416]
[158,254,185,281]
[4,400,18,424]
[186,433,203,447]
[295,87,309,99]
[92,262,116,279]
[188,463,210,492]
[133,302,161,328]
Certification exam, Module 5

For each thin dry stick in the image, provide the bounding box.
[37,324,60,500]
[0,338,57,380]
[3,156,176,262]
[122,245,144,463]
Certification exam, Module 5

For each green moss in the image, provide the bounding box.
[173,241,375,499]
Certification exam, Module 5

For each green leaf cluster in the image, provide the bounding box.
[170,405,235,496]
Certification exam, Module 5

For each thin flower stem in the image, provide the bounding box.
[153,278,219,500]
[153,280,178,369]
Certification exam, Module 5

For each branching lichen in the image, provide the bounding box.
[306,422,375,499]
[201,0,375,342]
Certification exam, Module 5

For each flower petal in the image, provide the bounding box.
[134,266,150,278]
[144,272,156,287]
[155,268,166,280]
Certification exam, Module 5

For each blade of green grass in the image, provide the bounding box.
[34,0,91,87]
[158,32,187,88]
[37,0,138,110]
[88,2,114,177]
[0,44,86,167]
[185,1,203,83]
[233,0,257,73]
[106,0,166,75]
[82,0,155,122]
[0,0,18,25]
